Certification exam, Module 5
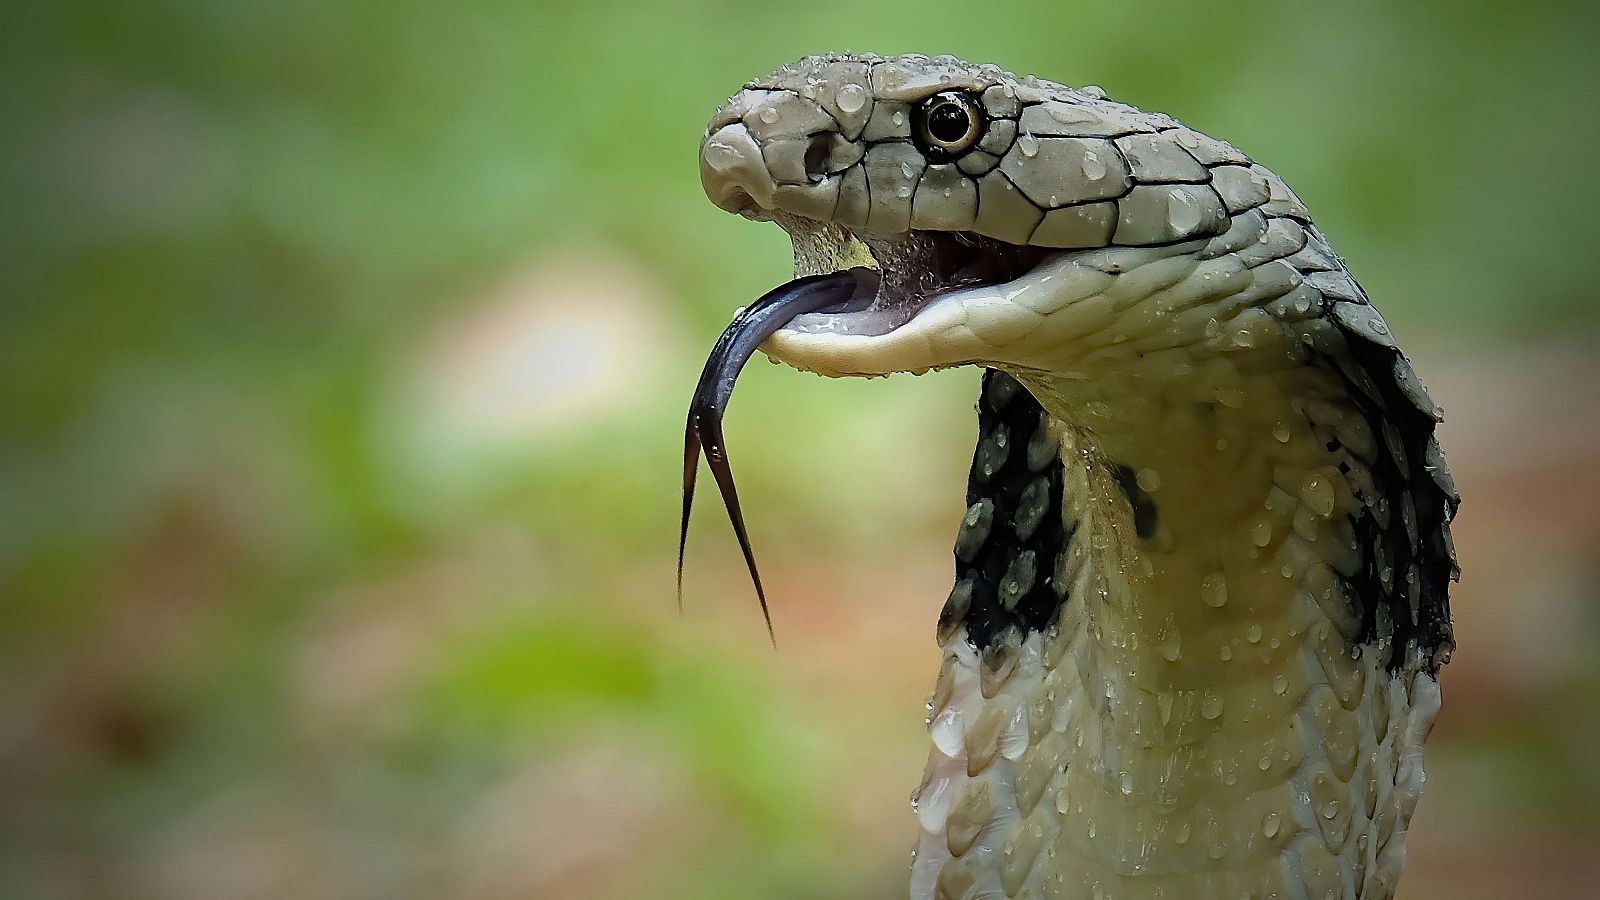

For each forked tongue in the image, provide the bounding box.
[679,267,878,641]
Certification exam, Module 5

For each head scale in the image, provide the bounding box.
[700,53,1252,258]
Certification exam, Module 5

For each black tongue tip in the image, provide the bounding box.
[677,268,874,640]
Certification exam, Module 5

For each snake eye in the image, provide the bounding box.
[914,91,984,159]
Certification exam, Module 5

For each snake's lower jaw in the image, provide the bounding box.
[758,233,1063,379]
[761,296,971,377]
[763,251,1082,379]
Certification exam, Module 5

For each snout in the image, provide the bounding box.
[699,87,855,221]
[700,122,777,214]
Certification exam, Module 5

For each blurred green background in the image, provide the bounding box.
[3,1,1598,897]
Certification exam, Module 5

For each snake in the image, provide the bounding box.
[680,54,1459,900]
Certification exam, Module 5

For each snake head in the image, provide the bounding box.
[686,55,1451,653]
[699,53,1284,379]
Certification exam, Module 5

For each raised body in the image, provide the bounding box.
[696,54,1458,900]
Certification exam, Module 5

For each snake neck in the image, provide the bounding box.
[910,364,1442,900]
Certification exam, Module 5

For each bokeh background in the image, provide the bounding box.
[3,1,1599,897]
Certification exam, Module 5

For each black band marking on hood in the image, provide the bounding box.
[939,370,1071,650]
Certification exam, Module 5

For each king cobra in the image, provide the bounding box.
[679,54,1459,900]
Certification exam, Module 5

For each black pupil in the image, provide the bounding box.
[927,102,971,144]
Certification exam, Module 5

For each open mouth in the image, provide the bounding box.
[772,212,1051,336]
[677,213,1047,635]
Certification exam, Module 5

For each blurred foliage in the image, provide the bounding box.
[0,0,1597,897]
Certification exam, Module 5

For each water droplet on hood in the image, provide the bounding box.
[1300,473,1336,517]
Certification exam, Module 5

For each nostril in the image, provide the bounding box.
[804,133,831,183]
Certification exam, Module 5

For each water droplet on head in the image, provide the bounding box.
[835,82,867,114]
[1200,691,1224,720]
[1136,467,1161,492]
[1018,133,1040,158]
[1167,188,1202,233]
[1048,104,1095,125]
[1081,149,1107,181]
[1246,623,1263,644]
[1273,422,1291,443]
[1201,571,1228,608]
[705,140,742,172]
[759,107,781,125]
[1272,674,1288,695]
[1262,812,1281,837]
